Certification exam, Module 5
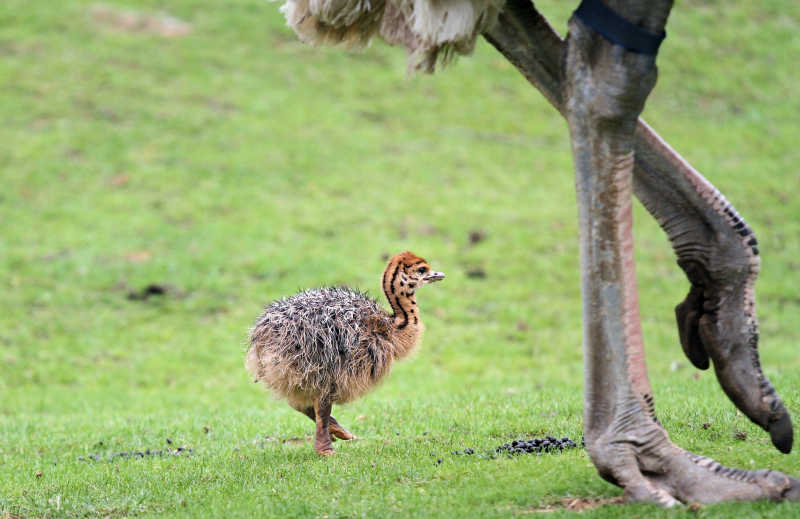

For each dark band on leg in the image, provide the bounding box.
[573,0,666,55]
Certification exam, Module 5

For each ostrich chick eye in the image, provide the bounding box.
[417,267,428,274]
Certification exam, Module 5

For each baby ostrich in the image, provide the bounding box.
[246,251,445,456]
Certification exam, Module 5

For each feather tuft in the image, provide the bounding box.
[280,0,386,48]
[279,0,506,72]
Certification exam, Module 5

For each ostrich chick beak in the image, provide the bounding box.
[425,271,445,283]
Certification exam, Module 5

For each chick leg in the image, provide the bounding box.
[296,405,356,441]
[313,398,335,456]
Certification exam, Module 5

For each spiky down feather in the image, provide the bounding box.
[246,286,396,407]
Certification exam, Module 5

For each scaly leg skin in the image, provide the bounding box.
[296,405,357,441]
[564,1,799,505]
[313,398,336,456]
[483,0,792,454]
[635,123,793,453]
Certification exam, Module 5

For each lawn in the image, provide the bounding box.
[1,0,799,517]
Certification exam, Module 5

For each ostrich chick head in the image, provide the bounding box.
[384,251,445,296]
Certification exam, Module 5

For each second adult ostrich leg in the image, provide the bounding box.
[484,0,794,455]
[488,0,799,504]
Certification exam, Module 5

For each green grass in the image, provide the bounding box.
[1,0,799,517]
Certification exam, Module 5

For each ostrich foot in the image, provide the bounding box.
[296,405,356,442]
[314,442,336,457]
[675,258,793,453]
[589,403,800,506]
[330,421,356,441]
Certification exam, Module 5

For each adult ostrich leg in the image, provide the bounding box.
[484,0,794,455]
[485,0,799,504]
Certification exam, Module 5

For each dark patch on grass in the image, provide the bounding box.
[79,446,194,462]
[358,110,387,123]
[466,267,487,279]
[431,436,583,465]
[468,229,487,245]
[127,283,178,300]
[493,436,582,458]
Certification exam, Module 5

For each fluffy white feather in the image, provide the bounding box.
[278,0,506,71]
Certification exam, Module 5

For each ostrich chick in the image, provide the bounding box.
[246,251,445,456]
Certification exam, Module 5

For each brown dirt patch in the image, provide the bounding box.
[90,4,192,38]
[124,250,152,263]
[524,496,625,514]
